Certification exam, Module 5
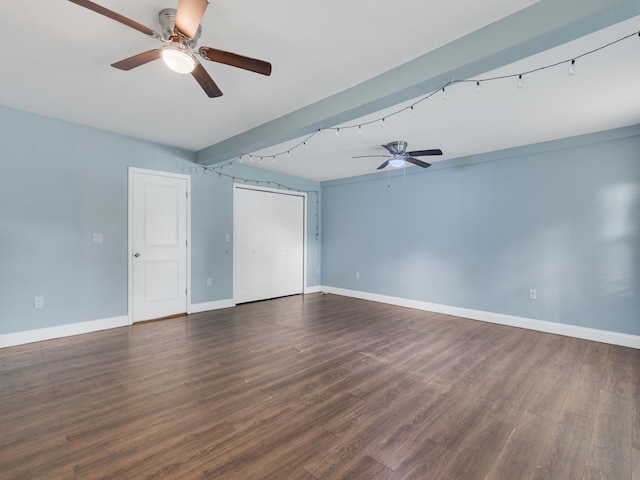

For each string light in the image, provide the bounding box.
[204,27,639,170]
[198,162,321,241]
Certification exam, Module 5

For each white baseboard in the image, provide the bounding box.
[6,291,636,350]
[1,298,237,349]
[304,285,322,294]
[321,286,640,349]
[188,299,235,314]
[0,315,131,349]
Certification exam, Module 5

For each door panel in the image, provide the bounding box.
[144,260,179,303]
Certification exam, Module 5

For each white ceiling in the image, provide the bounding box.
[1,1,639,182]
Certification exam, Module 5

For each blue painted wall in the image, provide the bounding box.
[321,126,640,336]
[0,106,320,335]
[2,103,637,338]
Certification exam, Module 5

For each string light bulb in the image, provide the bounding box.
[380,118,386,127]
[442,87,448,100]
[476,81,483,94]
[568,59,576,75]
[517,74,524,89]
[357,125,363,135]
[335,128,340,137]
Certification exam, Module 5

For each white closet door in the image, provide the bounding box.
[234,186,304,304]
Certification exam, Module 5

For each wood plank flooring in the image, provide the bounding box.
[0,293,638,479]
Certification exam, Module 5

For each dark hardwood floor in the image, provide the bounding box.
[1,293,638,479]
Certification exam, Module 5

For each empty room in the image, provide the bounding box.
[1,0,639,478]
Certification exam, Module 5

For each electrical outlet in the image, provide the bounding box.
[207,278,213,287]
[92,233,103,243]
[34,296,44,309]
[355,271,360,279]
[529,289,537,301]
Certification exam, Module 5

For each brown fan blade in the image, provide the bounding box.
[175,0,209,39]
[67,0,160,38]
[405,157,432,168]
[377,160,390,170]
[407,149,443,156]
[191,63,223,97]
[111,50,162,71]
[199,47,272,76]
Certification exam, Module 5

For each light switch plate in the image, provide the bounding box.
[92,233,103,243]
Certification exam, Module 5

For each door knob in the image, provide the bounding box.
[134,252,141,258]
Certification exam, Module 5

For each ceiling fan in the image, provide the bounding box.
[353,141,443,170]
[67,0,272,98]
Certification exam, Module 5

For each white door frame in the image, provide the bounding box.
[233,184,307,304]
[128,167,191,324]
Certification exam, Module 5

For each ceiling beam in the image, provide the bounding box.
[196,0,640,165]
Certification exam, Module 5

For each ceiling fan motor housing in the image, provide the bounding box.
[159,8,201,47]
[387,140,408,154]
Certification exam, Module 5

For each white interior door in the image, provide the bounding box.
[234,186,305,304]
[130,170,189,322]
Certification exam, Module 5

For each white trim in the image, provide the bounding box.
[304,285,322,294]
[0,298,236,348]
[0,316,130,348]
[189,299,236,314]
[321,286,640,349]
[128,168,191,324]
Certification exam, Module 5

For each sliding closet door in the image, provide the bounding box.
[234,185,305,304]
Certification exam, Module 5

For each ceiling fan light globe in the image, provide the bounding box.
[161,47,196,74]
[389,157,405,168]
